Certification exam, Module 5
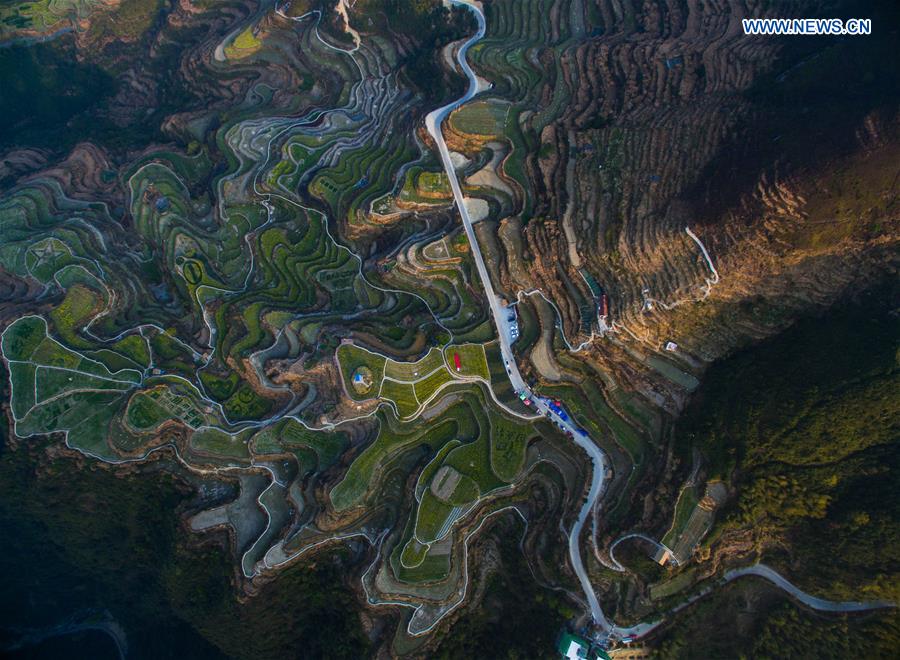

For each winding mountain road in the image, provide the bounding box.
[608,533,674,572]
[425,0,611,630]
[724,564,896,613]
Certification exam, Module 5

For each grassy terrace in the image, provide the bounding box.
[311,139,415,223]
[463,0,579,221]
[443,343,490,380]
[485,342,526,410]
[0,2,615,610]
[275,419,349,469]
[329,377,531,529]
[379,379,419,418]
[415,491,457,543]
[337,380,535,549]
[383,347,444,381]
[397,166,452,205]
[662,485,700,548]
[49,267,106,349]
[225,26,262,60]
[412,367,453,403]
[330,412,460,512]
[0,0,137,37]
[448,100,508,138]
[336,343,386,400]
[190,427,252,461]
[3,316,143,459]
[337,340,492,417]
[413,402,525,544]
[127,389,180,431]
[473,0,565,98]
[383,261,490,339]
[538,373,653,524]
[393,541,453,584]
[540,380,647,465]
[128,159,267,290]
[442,433,504,496]
[400,538,429,568]
[204,206,381,365]
[25,238,96,285]
[416,439,462,501]
[490,413,534,481]
[149,329,197,380]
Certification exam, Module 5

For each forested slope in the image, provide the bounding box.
[677,280,899,600]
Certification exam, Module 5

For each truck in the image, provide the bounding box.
[453,352,461,372]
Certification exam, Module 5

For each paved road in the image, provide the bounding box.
[724,564,896,613]
[424,18,895,632]
[608,533,674,572]
[425,0,611,630]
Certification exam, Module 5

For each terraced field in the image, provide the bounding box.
[0,0,113,38]
[3,0,891,653]
[337,339,492,419]
[225,26,262,60]
[0,0,589,651]
[332,384,537,596]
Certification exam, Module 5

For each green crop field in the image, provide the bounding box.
[412,367,453,403]
[26,238,88,284]
[31,337,82,371]
[443,343,490,380]
[416,171,451,197]
[225,27,262,59]
[8,363,37,419]
[416,439,462,499]
[415,490,456,543]
[379,378,419,418]
[311,139,416,223]
[149,331,197,378]
[2,316,48,361]
[279,419,348,469]
[387,386,518,550]
[400,538,429,568]
[398,166,452,205]
[384,347,444,381]
[445,472,480,506]
[0,0,892,647]
[35,365,131,402]
[449,100,509,137]
[330,414,458,511]
[336,343,386,400]
[190,428,251,460]
[392,540,452,584]
[222,382,272,421]
[87,348,144,374]
[662,485,700,547]
[126,391,170,431]
[490,413,533,481]
[1,0,98,35]
[17,389,126,458]
[442,434,506,494]
[48,283,101,349]
[199,369,240,401]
